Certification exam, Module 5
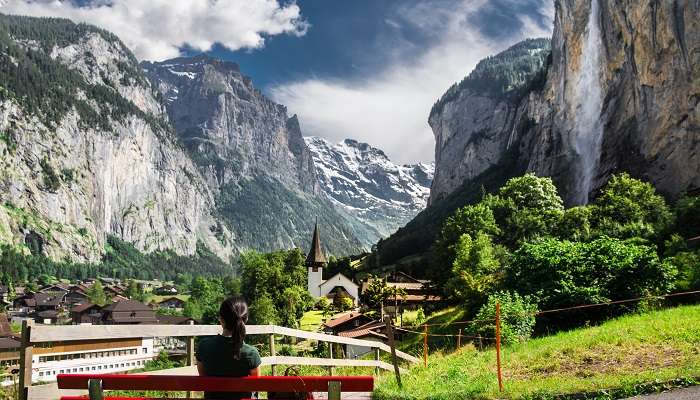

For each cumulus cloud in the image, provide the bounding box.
[0,0,308,60]
[270,0,553,164]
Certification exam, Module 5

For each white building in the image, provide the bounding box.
[32,337,155,383]
[306,224,359,304]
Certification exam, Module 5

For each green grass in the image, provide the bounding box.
[397,307,467,355]
[375,304,700,399]
[300,310,325,332]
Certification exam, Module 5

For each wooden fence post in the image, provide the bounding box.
[269,333,276,376]
[495,301,503,392]
[423,324,428,367]
[457,328,462,350]
[19,320,33,400]
[328,341,335,376]
[384,317,401,388]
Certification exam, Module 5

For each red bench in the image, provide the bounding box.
[57,374,374,400]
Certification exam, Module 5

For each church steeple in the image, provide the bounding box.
[306,221,327,267]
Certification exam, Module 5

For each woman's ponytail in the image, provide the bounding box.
[219,297,248,360]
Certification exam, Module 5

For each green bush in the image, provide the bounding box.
[469,291,537,344]
[507,236,677,323]
[591,173,673,240]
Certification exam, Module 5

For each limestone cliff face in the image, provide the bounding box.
[429,39,551,203]
[142,56,320,194]
[430,0,699,205]
[0,15,230,261]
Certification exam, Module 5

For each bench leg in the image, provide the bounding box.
[328,381,341,400]
[88,379,103,400]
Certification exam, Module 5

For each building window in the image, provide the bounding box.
[79,368,84,372]
[142,348,148,354]
[73,368,77,372]
[91,367,96,371]
[59,370,64,374]
[38,372,44,377]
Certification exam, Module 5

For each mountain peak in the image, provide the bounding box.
[305,136,434,241]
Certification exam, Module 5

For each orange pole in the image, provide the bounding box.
[495,301,503,392]
[423,323,428,367]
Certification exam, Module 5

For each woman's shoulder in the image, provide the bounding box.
[240,342,260,356]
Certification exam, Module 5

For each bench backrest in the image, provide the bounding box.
[57,374,374,392]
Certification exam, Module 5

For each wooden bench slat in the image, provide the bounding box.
[57,374,374,392]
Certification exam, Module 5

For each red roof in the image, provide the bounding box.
[324,312,366,328]
[337,321,387,339]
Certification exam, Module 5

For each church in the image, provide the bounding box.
[306,223,359,305]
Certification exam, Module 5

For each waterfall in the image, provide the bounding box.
[572,0,604,204]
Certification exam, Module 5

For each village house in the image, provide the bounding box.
[70,303,103,325]
[100,300,157,325]
[156,297,186,311]
[323,312,373,335]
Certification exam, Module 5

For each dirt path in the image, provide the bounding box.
[623,386,700,400]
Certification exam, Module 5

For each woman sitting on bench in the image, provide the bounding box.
[196,296,262,399]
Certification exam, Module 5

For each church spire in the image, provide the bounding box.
[306,221,327,266]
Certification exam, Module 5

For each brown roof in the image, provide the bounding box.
[102,299,152,312]
[0,314,11,336]
[158,297,186,305]
[338,322,387,340]
[306,223,327,265]
[71,303,101,313]
[324,312,366,328]
[0,337,20,350]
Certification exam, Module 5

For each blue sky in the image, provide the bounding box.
[2,0,554,163]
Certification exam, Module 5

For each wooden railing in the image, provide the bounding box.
[19,321,418,400]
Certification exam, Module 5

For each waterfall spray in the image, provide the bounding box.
[572,0,604,204]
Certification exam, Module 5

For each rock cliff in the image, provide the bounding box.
[0,15,229,262]
[431,0,699,206]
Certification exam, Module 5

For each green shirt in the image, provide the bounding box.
[196,335,262,399]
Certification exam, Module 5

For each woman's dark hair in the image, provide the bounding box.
[219,296,248,360]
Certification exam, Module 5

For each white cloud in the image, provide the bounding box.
[270,0,553,164]
[0,0,308,60]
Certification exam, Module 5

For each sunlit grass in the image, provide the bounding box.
[375,304,700,399]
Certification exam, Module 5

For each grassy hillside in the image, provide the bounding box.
[375,304,700,399]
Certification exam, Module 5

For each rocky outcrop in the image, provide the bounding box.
[142,56,320,194]
[0,15,229,261]
[429,38,551,203]
[305,137,433,242]
[430,0,700,205]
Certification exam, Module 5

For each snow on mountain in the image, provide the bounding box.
[305,136,434,240]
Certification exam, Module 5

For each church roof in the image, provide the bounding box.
[306,223,327,265]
